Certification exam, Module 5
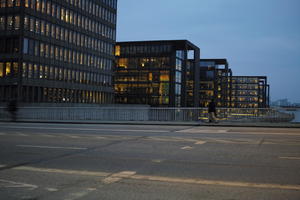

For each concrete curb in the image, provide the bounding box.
[1,120,300,128]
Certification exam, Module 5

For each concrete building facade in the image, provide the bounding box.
[0,0,117,104]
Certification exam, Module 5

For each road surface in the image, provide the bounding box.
[0,122,300,200]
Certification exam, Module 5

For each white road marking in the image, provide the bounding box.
[0,164,7,168]
[43,134,56,137]
[1,126,169,133]
[68,135,81,139]
[45,187,58,192]
[17,133,28,136]
[87,188,97,191]
[0,132,6,136]
[177,128,228,134]
[279,156,300,160]
[64,190,92,200]
[102,171,136,184]
[195,140,207,145]
[181,146,194,150]
[152,159,164,163]
[0,179,38,190]
[102,176,121,184]
[14,166,110,177]
[131,175,300,191]
[16,145,87,150]
[96,136,106,139]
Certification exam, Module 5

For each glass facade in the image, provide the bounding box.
[231,76,269,108]
[114,41,200,107]
[0,0,117,103]
[199,59,232,108]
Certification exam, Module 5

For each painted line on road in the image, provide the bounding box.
[195,140,207,145]
[0,179,38,190]
[102,171,136,184]
[16,145,87,150]
[45,187,59,192]
[0,132,6,136]
[279,156,300,160]
[2,126,169,133]
[177,129,228,134]
[11,166,300,191]
[17,133,28,136]
[0,164,7,168]
[14,166,110,177]
[152,159,164,163]
[131,175,300,191]
[181,146,194,150]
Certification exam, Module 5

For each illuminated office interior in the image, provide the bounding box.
[114,40,200,107]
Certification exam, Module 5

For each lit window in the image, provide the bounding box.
[13,62,18,77]
[44,65,48,79]
[61,7,65,21]
[45,22,50,36]
[16,0,21,6]
[6,62,11,76]
[7,0,13,7]
[0,16,5,30]
[29,17,34,32]
[40,42,44,57]
[35,19,40,33]
[0,0,6,8]
[40,20,45,35]
[115,45,120,56]
[36,0,40,11]
[14,16,20,30]
[46,1,51,15]
[0,62,4,77]
[22,62,27,78]
[160,74,169,81]
[41,0,45,13]
[29,64,34,78]
[70,10,73,24]
[66,9,69,22]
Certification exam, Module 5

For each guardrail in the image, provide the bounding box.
[0,106,294,122]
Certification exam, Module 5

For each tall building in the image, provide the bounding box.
[0,0,117,104]
[199,59,232,107]
[231,76,269,108]
[114,40,200,107]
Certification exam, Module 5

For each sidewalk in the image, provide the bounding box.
[1,119,300,128]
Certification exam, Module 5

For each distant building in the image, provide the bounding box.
[0,0,117,104]
[271,99,291,107]
[199,59,232,107]
[114,40,200,107]
[231,76,269,108]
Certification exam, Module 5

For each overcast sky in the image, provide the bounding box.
[116,0,300,103]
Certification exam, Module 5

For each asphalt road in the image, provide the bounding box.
[0,122,300,200]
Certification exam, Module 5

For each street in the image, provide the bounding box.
[0,122,300,200]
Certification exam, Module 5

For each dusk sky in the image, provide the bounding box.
[117,0,300,103]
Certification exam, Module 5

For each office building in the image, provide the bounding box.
[114,40,200,107]
[0,0,117,103]
[199,59,232,107]
[231,76,269,108]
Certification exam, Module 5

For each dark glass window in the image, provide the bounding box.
[23,38,29,54]
[0,16,5,30]
[7,16,13,30]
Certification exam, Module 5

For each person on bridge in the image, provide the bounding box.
[208,99,217,123]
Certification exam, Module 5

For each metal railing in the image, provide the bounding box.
[0,106,295,122]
